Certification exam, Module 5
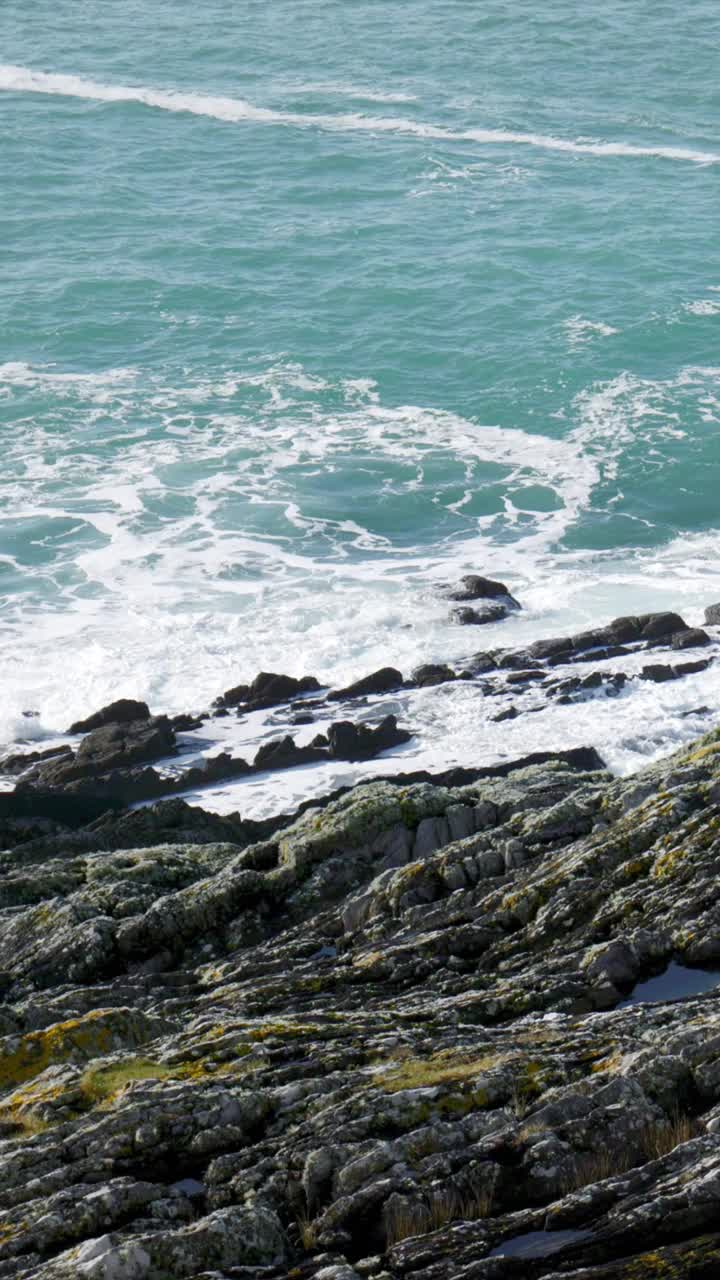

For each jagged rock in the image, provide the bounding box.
[0,745,73,775]
[705,603,720,626]
[214,672,321,711]
[5,723,720,1277]
[26,717,176,787]
[68,700,152,735]
[327,717,411,762]
[328,668,405,702]
[253,736,326,772]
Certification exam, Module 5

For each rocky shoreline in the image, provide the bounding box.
[3,590,720,1276]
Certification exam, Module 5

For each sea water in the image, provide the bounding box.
[2,2,720,816]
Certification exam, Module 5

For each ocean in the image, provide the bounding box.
[2,0,720,816]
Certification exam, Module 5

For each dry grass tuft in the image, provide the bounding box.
[376,1050,509,1093]
[559,1109,701,1195]
[386,1184,494,1247]
[296,1208,320,1251]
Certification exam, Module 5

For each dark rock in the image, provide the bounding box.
[450,604,508,626]
[328,668,404,702]
[640,611,689,640]
[496,651,533,670]
[641,664,677,683]
[671,628,711,650]
[68,698,151,734]
[446,574,521,608]
[492,706,519,723]
[84,797,261,852]
[504,668,544,685]
[529,637,574,661]
[177,753,252,789]
[675,658,712,676]
[412,664,457,687]
[466,652,498,674]
[169,713,205,732]
[215,671,321,711]
[29,716,177,787]
[0,744,73,775]
[327,715,411,762]
[0,787,113,830]
[705,603,720,626]
[253,736,326,772]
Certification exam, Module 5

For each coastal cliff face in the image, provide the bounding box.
[2,722,720,1277]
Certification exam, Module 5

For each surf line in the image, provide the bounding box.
[1,64,719,166]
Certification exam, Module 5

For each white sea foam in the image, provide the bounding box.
[684,298,720,316]
[4,358,720,817]
[291,81,419,104]
[2,65,718,165]
[563,316,619,348]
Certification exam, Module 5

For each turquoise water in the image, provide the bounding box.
[2,2,720,800]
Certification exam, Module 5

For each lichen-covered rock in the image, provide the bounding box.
[3,730,720,1275]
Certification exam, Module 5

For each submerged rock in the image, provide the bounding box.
[446,574,522,609]
[450,603,508,626]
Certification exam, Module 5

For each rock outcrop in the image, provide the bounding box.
[3,727,720,1275]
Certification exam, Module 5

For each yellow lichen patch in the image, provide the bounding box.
[684,741,720,766]
[80,1057,175,1104]
[374,1049,510,1093]
[247,1021,322,1042]
[652,846,688,879]
[619,856,652,881]
[80,1051,262,1108]
[0,1010,128,1093]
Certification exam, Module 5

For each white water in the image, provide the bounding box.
[2,65,719,165]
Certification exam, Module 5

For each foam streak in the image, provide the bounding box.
[1,65,718,165]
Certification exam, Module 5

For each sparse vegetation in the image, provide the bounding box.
[559,1110,701,1195]
[79,1058,175,1104]
[386,1184,495,1247]
[375,1049,509,1093]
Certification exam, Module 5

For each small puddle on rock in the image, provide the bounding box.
[171,1178,205,1198]
[488,1229,592,1259]
[619,962,720,1008]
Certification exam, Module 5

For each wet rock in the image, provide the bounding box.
[68,699,151,734]
[676,657,712,676]
[27,717,176,787]
[328,668,405,702]
[671,627,711,649]
[215,671,321,711]
[253,736,326,772]
[327,716,411,762]
[492,706,518,723]
[168,713,205,732]
[412,664,457,687]
[705,603,720,626]
[641,663,678,682]
[446,574,521,609]
[0,745,73,775]
[450,604,508,626]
